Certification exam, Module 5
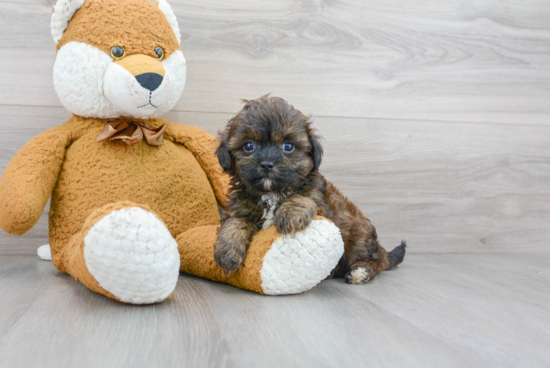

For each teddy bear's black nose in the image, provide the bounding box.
[135,73,164,92]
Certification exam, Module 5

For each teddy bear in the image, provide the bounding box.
[0,0,344,304]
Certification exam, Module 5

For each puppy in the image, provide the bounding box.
[214,95,406,284]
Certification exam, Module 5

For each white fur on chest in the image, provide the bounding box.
[260,193,280,230]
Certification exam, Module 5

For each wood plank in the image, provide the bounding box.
[313,116,550,253]
[0,0,549,124]
[1,106,549,254]
[1,254,549,367]
[345,253,550,368]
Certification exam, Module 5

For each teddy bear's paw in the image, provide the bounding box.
[83,207,180,304]
[259,218,344,295]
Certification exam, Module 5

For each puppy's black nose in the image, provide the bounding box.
[261,161,275,171]
[135,73,163,92]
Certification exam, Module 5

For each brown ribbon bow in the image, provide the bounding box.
[97,120,167,146]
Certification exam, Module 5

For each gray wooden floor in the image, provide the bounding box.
[1,0,550,366]
[1,254,549,368]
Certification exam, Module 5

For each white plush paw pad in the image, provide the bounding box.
[260,219,344,295]
[84,207,180,304]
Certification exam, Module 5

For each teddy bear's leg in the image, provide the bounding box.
[177,216,344,295]
[53,201,180,304]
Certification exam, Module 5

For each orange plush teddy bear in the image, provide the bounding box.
[0,0,344,304]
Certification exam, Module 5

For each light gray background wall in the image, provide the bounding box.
[1,0,549,254]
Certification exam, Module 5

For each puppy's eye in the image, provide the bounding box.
[155,47,164,60]
[243,141,256,153]
[282,142,295,153]
[111,46,125,60]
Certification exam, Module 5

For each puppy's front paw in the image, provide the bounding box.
[214,217,257,274]
[215,246,246,274]
[274,200,315,235]
[345,266,374,284]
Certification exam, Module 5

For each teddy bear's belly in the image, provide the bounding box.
[48,138,220,248]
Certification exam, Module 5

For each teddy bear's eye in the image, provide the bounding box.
[111,46,125,60]
[155,47,165,60]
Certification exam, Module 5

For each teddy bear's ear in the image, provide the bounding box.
[156,0,182,45]
[51,0,86,45]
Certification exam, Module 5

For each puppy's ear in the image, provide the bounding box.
[216,127,233,173]
[308,128,323,172]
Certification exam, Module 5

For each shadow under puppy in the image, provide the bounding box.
[214,95,406,284]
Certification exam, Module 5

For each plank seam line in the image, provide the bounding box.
[1,104,549,128]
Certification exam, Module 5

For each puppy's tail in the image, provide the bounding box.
[387,240,406,268]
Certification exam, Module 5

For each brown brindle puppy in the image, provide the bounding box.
[214,95,406,283]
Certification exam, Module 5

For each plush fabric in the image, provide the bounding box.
[51,0,86,45]
[0,0,344,303]
[178,217,344,295]
[83,204,180,304]
[56,0,180,57]
[54,42,186,119]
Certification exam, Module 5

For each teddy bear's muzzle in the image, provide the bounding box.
[103,54,173,119]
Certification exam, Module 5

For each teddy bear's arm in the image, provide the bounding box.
[169,124,230,208]
[0,125,70,235]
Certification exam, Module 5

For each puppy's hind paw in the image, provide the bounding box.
[345,266,373,284]
[215,247,246,275]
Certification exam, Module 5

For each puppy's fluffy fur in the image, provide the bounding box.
[214,95,406,283]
